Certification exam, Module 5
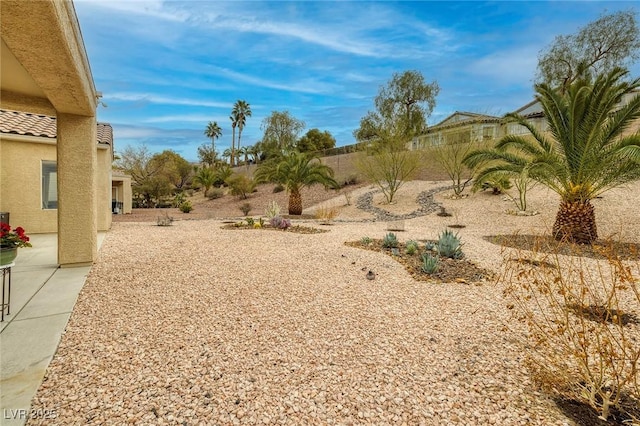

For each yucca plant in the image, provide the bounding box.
[382,232,399,248]
[464,68,640,243]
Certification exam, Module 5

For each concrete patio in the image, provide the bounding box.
[0,233,105,425]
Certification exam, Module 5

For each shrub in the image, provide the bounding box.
[226,173,256,199]
[421,253,439,274]
[179,200,193,213]
[405,240,419,255]
[478,175,512,194]
[239,202,252,216]
[437,229,464,259]
[207,188,224,200]
[361,236,372,245]
[502,242,640,422]
[245,217,255,226]
[425,241,436,251]
[265,201,281,220]
[172,192,186,208]
[382,232,399,248]
[157,212,174,226]
[315,206,338,224]
[273,184,285,193]
[270,216,291,230]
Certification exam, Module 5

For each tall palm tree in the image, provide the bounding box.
[464,67,640,244]
[204,121,222,156]
[229,116,237,167]
[254,151,338,215]
[232,100,252,166]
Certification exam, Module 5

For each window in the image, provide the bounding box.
[482,126,495,141]
[42,161,57,209]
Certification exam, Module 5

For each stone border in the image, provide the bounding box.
[355,185,451,221]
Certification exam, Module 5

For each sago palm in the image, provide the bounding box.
[254,151,338,215]
[193,167,216,197]
[464,67,640,243]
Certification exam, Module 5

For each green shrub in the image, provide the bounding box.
[179,200,193,213]
[382,232,399,248]
[245,217,255,226]
[421,253,439,274]
[173,192,186,207]
[437,229,464,259]
[226,173,256,199]
[405,240,419,255]
[207,188,224,200]
[240,202,252,216]
[361,236,372,245]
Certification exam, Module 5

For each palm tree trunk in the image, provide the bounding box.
[288,189,303,215]
[552,199,598,244]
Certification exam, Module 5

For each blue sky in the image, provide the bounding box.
[74,1,640,162]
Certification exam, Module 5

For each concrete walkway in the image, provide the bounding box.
[0,233,105,425]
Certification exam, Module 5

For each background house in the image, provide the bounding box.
[414,112,503,149]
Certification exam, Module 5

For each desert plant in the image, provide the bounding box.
[273,184,285,193]
[477,175,512,194]
[382,232,399,248]
[421,253,439,274]
[315,206,338,224]
[207,188,225,200]
[464,68,640,243]
[239,202,252,216]
[502,241,640,422]
[254,151,338,215]
[157,212,174,226]
[245,217,255,226]
[270,216,291,230]
[437,229,464,259]
[265,201,281,219]
[193,166,216,197]
[425,241,436,251]
[405,240,419,255]
[172,191,187,207]
[179,200,193,213]
[226,173,256,199]
[361,236,372,245]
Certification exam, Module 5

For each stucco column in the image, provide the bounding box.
[57,113,97,266]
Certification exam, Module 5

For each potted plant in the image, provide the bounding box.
[0,222,32,266]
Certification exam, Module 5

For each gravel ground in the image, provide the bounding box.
[28,181,640,425]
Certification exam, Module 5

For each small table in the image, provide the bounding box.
[1,262,14,322]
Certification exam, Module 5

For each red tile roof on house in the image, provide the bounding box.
[0,109,112,145]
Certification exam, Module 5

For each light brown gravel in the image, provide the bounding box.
[27,181,640,425]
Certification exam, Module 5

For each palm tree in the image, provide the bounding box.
[464,67,640,244]
[193,167,216,197]
[204,122,222,156]
[222,148,232,164]
[232,100,252,166]
[238,146,250,166]
[229,116,237,167]
[254,151,338,215]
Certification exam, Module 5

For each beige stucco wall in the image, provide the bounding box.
[0,136,58,232]
[97,145,112,231]
[0,134,113,235]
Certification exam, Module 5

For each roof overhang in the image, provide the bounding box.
[0,0,97,116]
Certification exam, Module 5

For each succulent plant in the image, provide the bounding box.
[405,240,419,255]
[270,216,291,230]
[421,253,439,274]
[361,236,372,245]
[382,232,399,248]
[425,241,436,251]
[437,229,464,259]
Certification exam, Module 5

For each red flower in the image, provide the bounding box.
[0,222,32,248]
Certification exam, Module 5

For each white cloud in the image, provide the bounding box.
[467,46,539,86]
[105,93,230,109]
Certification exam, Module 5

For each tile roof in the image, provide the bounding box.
[0,109,112,145]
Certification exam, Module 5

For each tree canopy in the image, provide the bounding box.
[354,70,439,144]
[296,128,336,153]
[537,10,640,89]
[260,111,306,156]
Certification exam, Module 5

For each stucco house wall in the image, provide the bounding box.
[0,109,117,233]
